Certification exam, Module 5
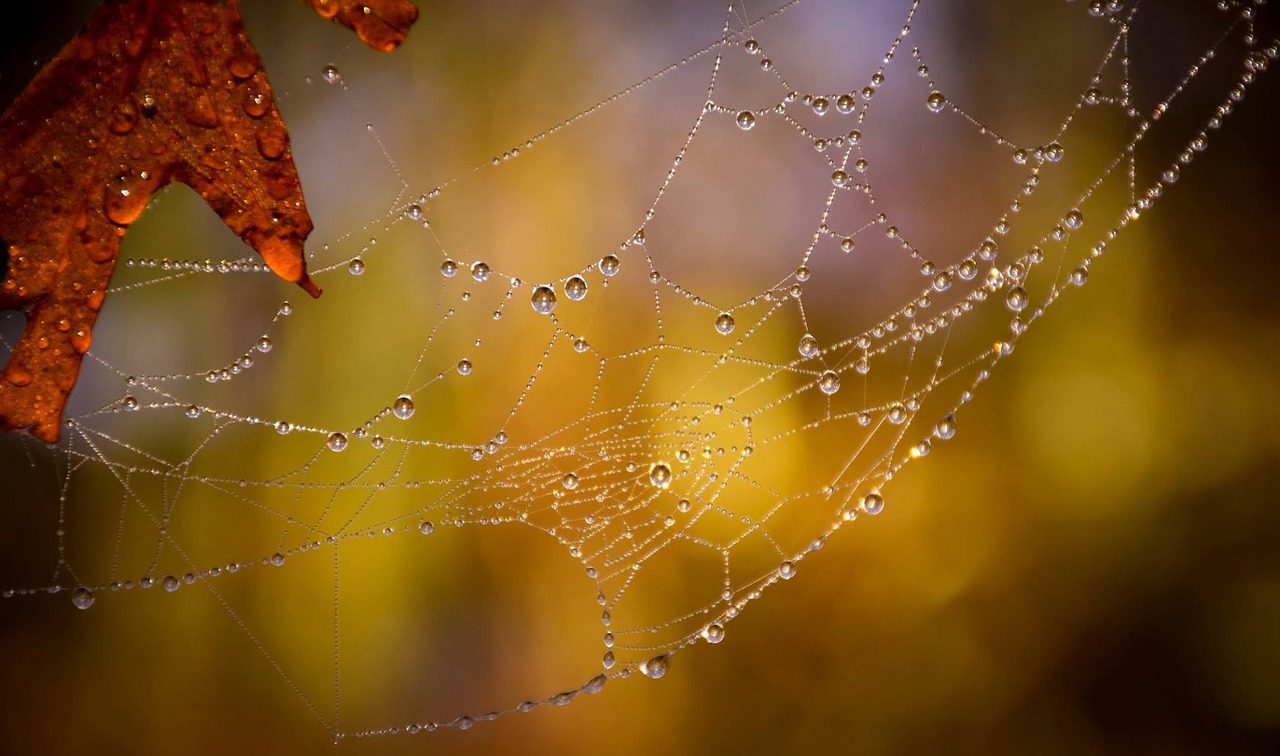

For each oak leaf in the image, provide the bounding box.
[0,0,418,443]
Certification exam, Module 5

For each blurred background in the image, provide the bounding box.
[2,1,1279,754]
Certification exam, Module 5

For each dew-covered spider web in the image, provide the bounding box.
[2,0,1277,752]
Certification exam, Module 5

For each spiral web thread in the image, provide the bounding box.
[1,0,1275,743]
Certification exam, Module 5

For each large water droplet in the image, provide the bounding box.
[1005,285,1029,312]
[531,285,557,315]
[649,463,672,488]
[242,91,269,118]
[926,91,946,112]
[470,261,491,282]
[798,334,819,357]
[715,312,735,335]
[862,491,884,515]
[736,111,756,130]
[702,623,725,643]
[599,255,620,277]
[641,654,670,679]
[327,432,348,452]
[322,64,341,84]
[71,587,95,609]
[777,560,797,579]
[104,177,150,226]
[562,472,579,490]
[393,395,415,420]
[564,275,588,301]
[817,370,841,395]
[109,100,139,135]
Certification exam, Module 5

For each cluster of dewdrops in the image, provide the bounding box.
[18,0,1275,741]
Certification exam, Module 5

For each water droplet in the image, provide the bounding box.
[418,521,435,535]
[530,288,561,316]
[926,91,946,112]
[393,395,415,420]
[1005,285,1029,312]
[1044,142,1064,162]
[715,312,735,335]
[836,93,856,113]
[270,552,285,567]
[186,405,203,419]
[104,176,151,226]
[562,473,579,490]
[440,259,458,277]
[406,204,423,220]
[817,370,841,395]
[122,395,139,411]
[811,97,830,115]
[162,575,180,592]
[744,38,760,54]
[1064,209,1084,229]
[228,53,259,80]
[573,338,589,353]
[139,93,158,117]
[862,491,884,515]
[456,359,473,376]
[831,170,849,188]
[255,126,287,161]
[1069,266,1089,286]
[322,64,341,84]
[777,561,796,580]
[256,336,273,353]
[71,587,95,609]
[581,674,607,694]
[935,414,957,440]
[702,623,725,643]
[599,255,621,276]
[109,100,139,135]
[347,257,365,275]
[327,432,348,452]
[887,404,907,424]
[564,276,588,301]
[641,654,670,679]
[649,463,672,488]
[242,91,269,118]
[736,111,756,130]
[470,261,491,282]
[798,334,819,357]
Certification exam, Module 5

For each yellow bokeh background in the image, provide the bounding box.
[2,2,1279,754]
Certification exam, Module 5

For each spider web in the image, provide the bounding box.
[1,0,1277,751]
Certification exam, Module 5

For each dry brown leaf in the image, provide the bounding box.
[0,0,417,443]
